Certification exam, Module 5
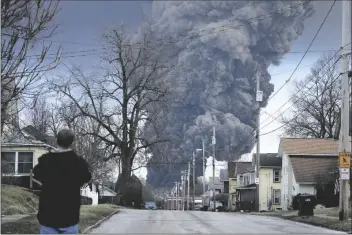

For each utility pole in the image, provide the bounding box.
[212,126,216,211]
[178,182,180,210]
[187,161,191,211]
[339,0,351,221]
[202,139,206,196]
[175,182,178,210]
[192,152,196,211]
[255,72,263,212]
[180,175,183,210]
[176,183,178,210]
[182,172,186,211]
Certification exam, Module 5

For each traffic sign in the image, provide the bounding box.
[256,91,263,102]
[340,168,350,180]
[255,178,259,184]
[339,152,350,168]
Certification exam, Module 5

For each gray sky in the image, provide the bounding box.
[44,1,344,178]
[47,1,342,68]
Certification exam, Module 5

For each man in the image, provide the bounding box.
[33,129,92,234]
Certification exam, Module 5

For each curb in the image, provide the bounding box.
[81,210,119,234]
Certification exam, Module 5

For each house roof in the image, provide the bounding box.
[279,138,338,155]
[236,162,253,175]
[290,155,338,183]
[22,125,57,147]
[219,169,228,182]
[252,153,280,167]
[98,185,116,197]
[2,126,56,149]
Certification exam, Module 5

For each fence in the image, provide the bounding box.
[29,169,42,189]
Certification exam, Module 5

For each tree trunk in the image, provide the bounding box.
[115,155,132,205]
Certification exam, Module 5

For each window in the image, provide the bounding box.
[273,169,281,183]
[18,152,33,174]
[1,152,16,173]
[1,151,33,175]
[273,189,281,205]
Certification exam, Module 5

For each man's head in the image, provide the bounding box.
[57,129,75,149]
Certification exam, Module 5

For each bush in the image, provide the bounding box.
[115,174,143,208]
[81,196,93,205]
[316,182,339,208]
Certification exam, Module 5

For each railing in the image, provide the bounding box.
[29,169,42,189]
[237,172,255,188]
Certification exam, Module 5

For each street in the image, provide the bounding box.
[89,209,345,233]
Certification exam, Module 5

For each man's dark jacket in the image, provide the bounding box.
[33,150,92,228]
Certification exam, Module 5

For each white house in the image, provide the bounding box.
[81,183,99,205]
[278,138,339,210]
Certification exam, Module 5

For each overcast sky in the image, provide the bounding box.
[44,1,343,180]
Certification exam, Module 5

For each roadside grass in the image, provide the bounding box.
[314,206,352,218]
[247,207,352,233]
[1,184,39,215]
[79,204,119,233]
[285,215,351,233]
[1,204,119,234]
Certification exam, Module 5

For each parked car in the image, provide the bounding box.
[145,201,157,210]
[209,201,223,212]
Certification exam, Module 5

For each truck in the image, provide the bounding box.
[194,199,203,210]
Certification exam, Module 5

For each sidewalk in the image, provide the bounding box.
[1,214,35,224]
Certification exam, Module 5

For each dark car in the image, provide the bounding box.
[145,201,157,210]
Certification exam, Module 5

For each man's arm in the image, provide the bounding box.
[32,155,46,183]
[79,158,92,186]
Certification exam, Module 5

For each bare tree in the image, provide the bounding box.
[49,25,172,201]
[1,0,60,134]
[27,96,50,136]
[57,102,118,184]
[281,53,341,138]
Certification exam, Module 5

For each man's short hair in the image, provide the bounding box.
[57,129,75,148]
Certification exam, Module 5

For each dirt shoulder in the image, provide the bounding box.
[1,204,119,234]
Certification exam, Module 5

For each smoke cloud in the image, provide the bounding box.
[143,0,315,187]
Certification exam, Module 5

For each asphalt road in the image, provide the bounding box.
[90,208,345,234]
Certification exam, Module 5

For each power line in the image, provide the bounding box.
[260,73,344,136]
[234,58,347,149]
[260,43,350,128]
[21,48,339,60]
[261,54,343,129]
[2,65,58,77]
[265,0,337,103]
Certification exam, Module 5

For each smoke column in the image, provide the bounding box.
[143,0,315,187]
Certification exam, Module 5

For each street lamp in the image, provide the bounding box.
[181,170,187,211]
[192,150,201,210]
